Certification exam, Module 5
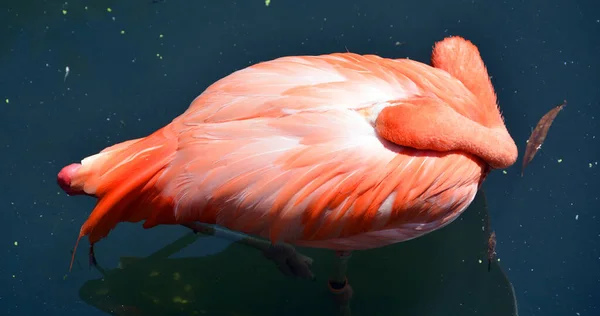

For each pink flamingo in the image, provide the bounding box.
[58,36,517,314]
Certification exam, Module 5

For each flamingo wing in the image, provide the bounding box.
[147,54,485,246]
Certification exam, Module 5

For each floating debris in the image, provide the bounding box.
[64,66,70,82]
[521,100,566,176]
[487,231,496,272]
[265,0,271,7]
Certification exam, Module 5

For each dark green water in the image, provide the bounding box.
[1,0,598,315]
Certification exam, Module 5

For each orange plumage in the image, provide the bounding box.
[58,36,517,270]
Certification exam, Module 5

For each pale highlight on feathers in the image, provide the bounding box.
[60,36,518,270]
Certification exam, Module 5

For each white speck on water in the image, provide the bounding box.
[64,66,70,82]
[575,214,579,220]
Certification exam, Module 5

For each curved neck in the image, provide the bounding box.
[375,97,518,169]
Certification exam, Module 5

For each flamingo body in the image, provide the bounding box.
[58,36,517,260]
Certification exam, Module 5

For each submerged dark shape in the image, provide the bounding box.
[78,190,519,316]
[521,100,567,176]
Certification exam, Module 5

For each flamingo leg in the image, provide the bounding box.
[89,244,97,267]
[86,244,109,276]
[328,250,353,316]
[181,222,314,280]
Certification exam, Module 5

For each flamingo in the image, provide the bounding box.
[58,36,517,313]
